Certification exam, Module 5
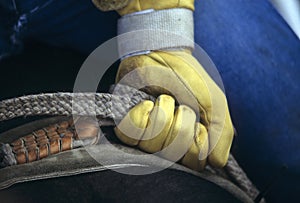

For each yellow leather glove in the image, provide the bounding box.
[117,0,195,15]
[114,0,234,169]
[115,95,209,171]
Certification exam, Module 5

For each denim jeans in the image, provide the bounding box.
[0,0,299,202]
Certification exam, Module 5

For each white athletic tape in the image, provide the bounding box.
[118,8,194,58]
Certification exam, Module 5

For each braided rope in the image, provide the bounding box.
[0,86,262,202]
[0,86,153,122]
[226,154,264,202]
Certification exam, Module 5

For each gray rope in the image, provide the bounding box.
[225,154,265,202]
[0,85,262,202]
[0,85,154,122]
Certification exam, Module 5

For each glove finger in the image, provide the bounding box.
[114,100,154,146]
[208,109,234,167]
[181,122,209,171]
[139,95,175,153]
[159,105,196,162]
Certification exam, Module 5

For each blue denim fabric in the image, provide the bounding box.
[0,0,119,57]
[0,0,20,59]
[194,0,300,202]
[1,0,300,202]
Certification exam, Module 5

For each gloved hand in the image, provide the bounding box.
[115,94,209,171]
[114,0,234,169]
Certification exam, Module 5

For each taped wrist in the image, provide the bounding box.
[117,8,195,59]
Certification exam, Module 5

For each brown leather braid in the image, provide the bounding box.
[9,118,100,165]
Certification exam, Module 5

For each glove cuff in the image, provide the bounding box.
[118,8,194,59]
[117,0,195,16]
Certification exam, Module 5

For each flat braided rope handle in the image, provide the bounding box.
[0,85,154,122]
[0,84,262,202]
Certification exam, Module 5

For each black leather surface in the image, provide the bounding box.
[1,168,241,203]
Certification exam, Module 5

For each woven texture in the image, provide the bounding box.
[0,85,262,202]
[226,154,263,201]
[1,118,101,167]
[0,85,154,122]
